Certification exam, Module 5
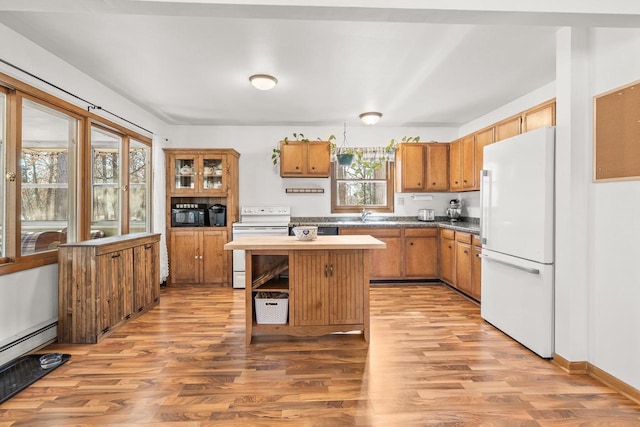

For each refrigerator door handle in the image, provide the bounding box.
[479,253,540,275]
[479,169,490,245]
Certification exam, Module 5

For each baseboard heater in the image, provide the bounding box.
[0,321,57,367]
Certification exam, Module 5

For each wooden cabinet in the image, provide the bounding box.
[395,143,449,192]
[474,127,495,190]
[449,140,462,191]
[523,100,555,132]
[439,229,455,285]
[450,136,474,191]
[134,241,160,312]
[404,228,439,278]
[170,229,228,285]
[438,229,481,301]
[340,226,438,279]
[396,143,425,192]
[454,232,472,296]
[58,233,161,344]
[471,234,482,301]
[426,144,450,191]
[339,227,402,279]
[292,250,364,326]
[496,115,522,142]
[280,141,331,177]
[165,148,239,286]
[167,151,229,196]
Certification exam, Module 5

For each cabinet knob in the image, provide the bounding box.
[311,166,315,170]
[464,250,468,254]
[417,182,421,186]
[410,242,414,246]
[463,180,467,183]
[432,182,436,185]
[296,166,300,170]
[454,181,458,184]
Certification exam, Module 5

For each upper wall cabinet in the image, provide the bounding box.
[280,141,331,177]
[523,100,556,132]
[495,115,522,142]
[473,126,495,190]
[449,136,475,192]
[395,143,449,192]
[168,151,229,196]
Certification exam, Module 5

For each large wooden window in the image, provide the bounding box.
[0,72,152,275]
[20,98,78,255]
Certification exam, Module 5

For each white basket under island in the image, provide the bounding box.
[224,235,386,344]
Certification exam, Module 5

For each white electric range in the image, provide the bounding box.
[231,205,291,288]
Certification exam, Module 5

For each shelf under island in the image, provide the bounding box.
[224,235,386,344]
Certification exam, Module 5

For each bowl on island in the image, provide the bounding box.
[292,226,318,241]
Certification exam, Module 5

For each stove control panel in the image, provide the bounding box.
[241,206,291,216]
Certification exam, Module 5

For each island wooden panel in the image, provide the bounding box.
[594,81,640,181]
[58,233,161,343]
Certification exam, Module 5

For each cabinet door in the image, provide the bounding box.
[496,115,521,142]
[455,241,472,295]
[330,251,364,325]
[439,236,455,285]
[426,144,449,191]
[524,101,555,132]
[170,230,202,284]
[399,144,426,191]
[339,228,402,279]
[449,140,462,191]
[98,248,134,331]
[169,153,199,195]
[293,251,329,326]
[134,242,158,311]
[474,127,494,190]
[404,229,439,278]
[461,135,475,190]
[200,154,227,194]
[471,244,482,301]
[280,142,305,176]
[202,229,228,284]
[307,142,331,177]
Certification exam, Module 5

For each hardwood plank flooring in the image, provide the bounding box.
[1,284,639,426]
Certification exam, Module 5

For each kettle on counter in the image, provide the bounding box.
[446,199,462,222]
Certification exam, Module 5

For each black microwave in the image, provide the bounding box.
[171,204,208,227]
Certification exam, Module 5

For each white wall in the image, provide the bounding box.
[169,125,461,218]
[0,23,171,360]
[587,27,640,390]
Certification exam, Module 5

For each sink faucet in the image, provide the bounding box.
[361,208,372,222]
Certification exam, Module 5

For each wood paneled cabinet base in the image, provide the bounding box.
[245,249,370,345]
[57,233,161,344]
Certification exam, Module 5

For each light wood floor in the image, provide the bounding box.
[2,284,639,426]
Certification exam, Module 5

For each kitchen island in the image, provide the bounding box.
[224,235,385,344]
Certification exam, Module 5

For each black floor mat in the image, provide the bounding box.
[0,353,70,404]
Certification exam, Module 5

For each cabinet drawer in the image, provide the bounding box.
[472,234,482,247]
[455,232,472,244]
[404,227,438,238]
[339,227,401,238]
[440,228,455,240]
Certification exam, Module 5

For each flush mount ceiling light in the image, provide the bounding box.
[359,111,382,125]
[249,74,278,90]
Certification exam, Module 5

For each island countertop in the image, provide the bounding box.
[224,235,386,250]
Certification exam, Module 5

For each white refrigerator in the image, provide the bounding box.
[480,126,555,358]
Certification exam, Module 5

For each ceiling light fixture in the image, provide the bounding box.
[359,111,382,125]
[249,74,278,91]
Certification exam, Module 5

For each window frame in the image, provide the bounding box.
[0,72,153,276]
[330,161,395,214]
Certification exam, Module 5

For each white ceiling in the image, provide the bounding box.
[1,1,639,128]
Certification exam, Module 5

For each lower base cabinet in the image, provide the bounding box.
[439,229,481,302]
[340,227,438,279]
[169,229,228,284]
[58,233,161,344]
[292,250,364,326]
